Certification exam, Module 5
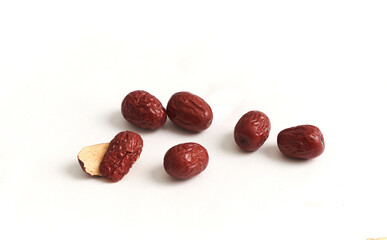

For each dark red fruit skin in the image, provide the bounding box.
[164,142,209,180]
[121,90,167,130]
[100,131,143,182]
[277,125,324,159]
[166,92,213,132]
[234,111,271,152]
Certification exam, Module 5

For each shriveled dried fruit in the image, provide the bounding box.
[121,90,167,130]
[100,131,143,182]
[234,110,271,152]
[277,125,324,159]
[166,91,213,132]
[78,143,109,176]
[164,142,209,180]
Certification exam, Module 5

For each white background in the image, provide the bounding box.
[1,0,386,239]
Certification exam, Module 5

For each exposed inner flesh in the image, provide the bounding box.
[78,143,109,176]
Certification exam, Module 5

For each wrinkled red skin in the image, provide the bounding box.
[277,125,324,160]
[100,131,143,182]
[121,90,167,130]
[166,92,213,132]
[164,142,209,180]
[234,111,271,152]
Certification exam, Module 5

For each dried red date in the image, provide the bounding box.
[78,143,109,176]
[277,125,324,159]
[164,142,209,180]
[234,111,271,151]
[100,131,143,182]
[121,90,167,130]
[166,91,213,132]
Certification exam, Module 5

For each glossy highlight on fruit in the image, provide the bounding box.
[121,90,167,130]
[234,111,271,152]
[164,142,209,180]
[277,125,324,159]
[166,91,213,132]
[100,131,143,182]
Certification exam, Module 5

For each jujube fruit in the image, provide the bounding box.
[164,142,209,180]
[78,143,109,176]
[99,131,143,182]
[166,91,213,132]
[277,125,324,159]
[234,110,271,152]
[121,90,167,130]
